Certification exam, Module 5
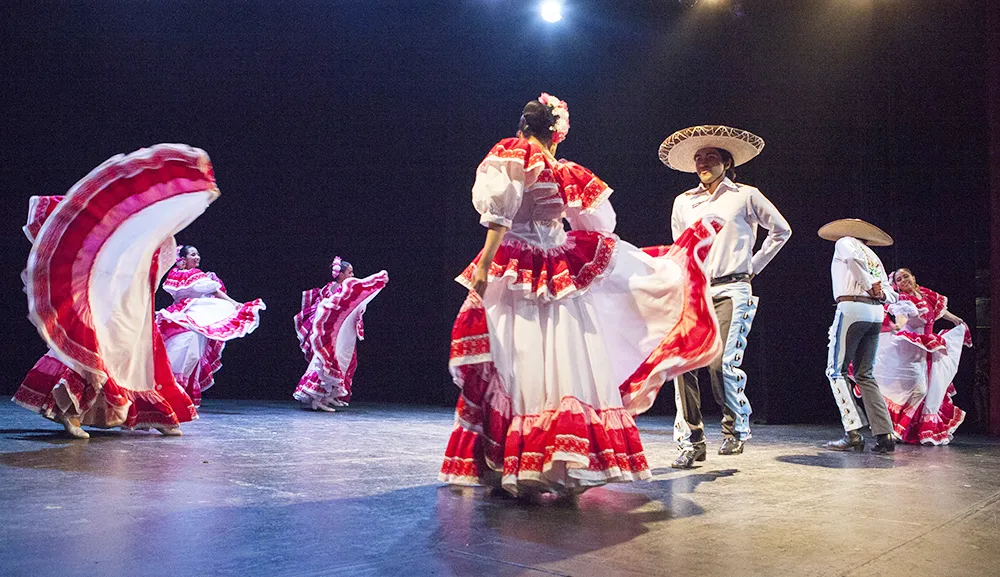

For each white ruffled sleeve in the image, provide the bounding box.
[163,270,223,300]
[471,140,544,228]
[472,162,533,228]
[189,275,223,296]
[566,199,617,233]
[887,300,920,318]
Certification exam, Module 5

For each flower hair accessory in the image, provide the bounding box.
[330,256,343,279]
[538,92,570,144]
[175,245,184,267]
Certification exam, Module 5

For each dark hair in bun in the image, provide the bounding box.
[518,100,556,144]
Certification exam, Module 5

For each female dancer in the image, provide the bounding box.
[439,94,723,497]
[157,246,266,406]
[874,268,971,444]
[293,257,388,412]
[13,144,219,438]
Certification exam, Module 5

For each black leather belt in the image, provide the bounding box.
[711,273,752,287]
[836,295,882,305]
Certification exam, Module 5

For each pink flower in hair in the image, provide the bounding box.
[330,256,343,279]
[538,92,570,144]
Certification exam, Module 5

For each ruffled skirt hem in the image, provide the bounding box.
[885,384,966,445]
[13,354,197,430]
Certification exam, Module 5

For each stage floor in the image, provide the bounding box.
[1,400,998,577]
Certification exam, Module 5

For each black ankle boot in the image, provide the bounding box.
[872,434,896,454]
[825,429,865,452]
[671,444,708,469]
[718,438,745,455]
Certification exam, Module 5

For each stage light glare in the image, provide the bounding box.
[540,1,563,23]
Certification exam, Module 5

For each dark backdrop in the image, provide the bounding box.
[0,0,990,427]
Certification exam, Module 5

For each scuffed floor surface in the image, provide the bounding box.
[1,400,998,577]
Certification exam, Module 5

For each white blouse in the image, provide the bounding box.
[163,271,223,301]
[670,178,790,280]
[472,153,616,250]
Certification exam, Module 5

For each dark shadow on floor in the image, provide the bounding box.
[409,468,741,576]
[0,428,69,436]
[0,478,739,577]
[4,428,179,445]
[193,407,250,415]
[776,453,901,469]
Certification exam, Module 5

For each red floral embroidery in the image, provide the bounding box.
[162,268,216,293]
[553,161,612,212]
[481,138,548,173]
[456,231,617,301]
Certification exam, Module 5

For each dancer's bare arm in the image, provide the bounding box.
[471,223,507,296]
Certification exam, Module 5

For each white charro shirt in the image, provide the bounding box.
[670,178,791,279]
[830,236,897,304]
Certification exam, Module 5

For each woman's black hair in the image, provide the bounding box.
[518,100,557,143]
[332,258,353,278]
[174,244,197,269]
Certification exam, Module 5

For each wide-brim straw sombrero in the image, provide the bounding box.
[818,218,894,247]
[659,125,765,173]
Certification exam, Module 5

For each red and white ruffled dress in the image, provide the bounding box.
[13,144,219,430]
[440,138,723,495]
[873,288,971,445]
[156,268,266,406]
[292,271,389,407]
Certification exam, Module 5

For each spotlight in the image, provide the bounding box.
[540,1,563,23]
[678,0,745,17]
[679,0,724,7]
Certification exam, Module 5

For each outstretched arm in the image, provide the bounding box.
[213,289,240,305]
[940,309,964,326]
[471,223,507,296]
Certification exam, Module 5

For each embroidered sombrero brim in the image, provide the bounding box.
[818,219,894,247]
[658,125,765,172]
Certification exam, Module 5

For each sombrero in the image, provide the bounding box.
[818,219,893,247]
[659,125,765,172]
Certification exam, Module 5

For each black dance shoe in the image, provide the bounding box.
[671,444,707,469]
[824,430,865,452]
[718,438,745,455]
[872,434,896,454]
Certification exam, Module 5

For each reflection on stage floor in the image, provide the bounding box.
[2,400,998,577]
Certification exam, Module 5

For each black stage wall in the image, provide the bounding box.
[0,0,991,428]
[989,0,1000,435]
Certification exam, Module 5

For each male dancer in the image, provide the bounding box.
[818,218,897,453]
[659,125,791,468]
